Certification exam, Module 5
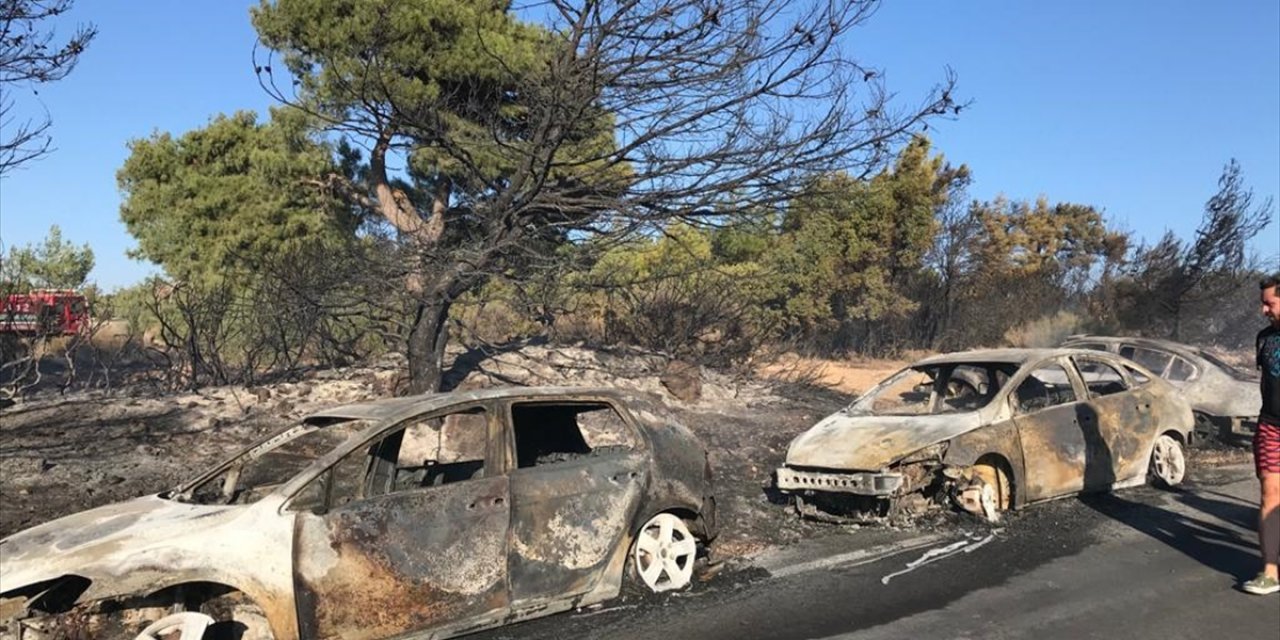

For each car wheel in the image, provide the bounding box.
[973,462,1011,513]
[135,612,215,640]
[628,513,697,593]
[1149,433,1186,488]
[202,593,274,640]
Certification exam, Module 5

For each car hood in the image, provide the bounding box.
[0,495,243,591]
[785,410,985,471]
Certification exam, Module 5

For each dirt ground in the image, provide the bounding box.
[0,345,1250,560]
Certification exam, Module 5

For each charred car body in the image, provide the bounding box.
[0,387,717,640]
[776,349,1193,522]
[1061,335,1259,440]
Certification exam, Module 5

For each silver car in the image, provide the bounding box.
[1062,335,1259,440]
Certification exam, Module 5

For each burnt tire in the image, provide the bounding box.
[1149,433,1186,489]
[135,612,215,640]
[973,461,1012,513]
[201,593,273,640]
[625,513,697,594]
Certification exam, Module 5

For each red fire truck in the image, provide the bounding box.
[0,289,91,336]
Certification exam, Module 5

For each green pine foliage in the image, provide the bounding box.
[2,224,95,291]
[118,109,352,285]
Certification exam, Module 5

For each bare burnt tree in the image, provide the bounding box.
[143,280,239,390]
[244,240,398,371]
[255,0,958,392]
[1118,159,1273,341]
[0,0,95,174]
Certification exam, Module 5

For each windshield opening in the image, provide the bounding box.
[169,418,370,505]
[853,362,1019,416]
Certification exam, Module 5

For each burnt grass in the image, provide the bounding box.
[0,393,287,537]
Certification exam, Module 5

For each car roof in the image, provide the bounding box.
[303,386,630,423]
[912,347,1107,367]
[1062,335,1203,359]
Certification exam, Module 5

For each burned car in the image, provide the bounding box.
[1062,335,1260,440]
[775,349,1193,522]
[0,387,717,640]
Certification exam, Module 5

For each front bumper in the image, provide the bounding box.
[775,467,904,496]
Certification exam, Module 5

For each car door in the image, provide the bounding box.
[289,405,510,640]
[1012,358,1090,501]
[1072,355,1150,487]
[504,400,649,608]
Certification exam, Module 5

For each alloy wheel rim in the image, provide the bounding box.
[634,513,696,592]
[1153,435,1184,485]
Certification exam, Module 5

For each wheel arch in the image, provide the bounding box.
[973,452,1018,508]
[943,423,1027,508]
[630,500,712,545]
[2,577,290,640]
[146,580,285,640]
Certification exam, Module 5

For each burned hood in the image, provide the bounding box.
[785,410,986,471]
[0,495,242,591]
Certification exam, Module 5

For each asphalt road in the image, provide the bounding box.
[472,465,1280,640]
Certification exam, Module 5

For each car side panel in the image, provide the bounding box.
[1083,386,1153,487]
[626,403,717,539]
[1013,401,1090,502]
[292,477,511,640]
[507,452,648,606]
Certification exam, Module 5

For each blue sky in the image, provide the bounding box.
[1,0,1277,291]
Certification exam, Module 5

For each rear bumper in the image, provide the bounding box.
[775,467,904,496]
[1231,417,1258,435]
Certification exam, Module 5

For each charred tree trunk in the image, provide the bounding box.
[406,293,453,395]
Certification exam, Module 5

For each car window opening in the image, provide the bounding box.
[289,408,491,513]
[1075,358,1129,397]
[388,409,488,491]
[512,403,634,468]
[1015,364,1078,413]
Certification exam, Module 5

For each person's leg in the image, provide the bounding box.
[1261,471,1279,579]
[1245,422,1280,594]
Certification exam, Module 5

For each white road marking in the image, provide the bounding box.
[880,532,997,585]
[768,534,948,579]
